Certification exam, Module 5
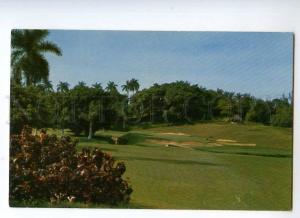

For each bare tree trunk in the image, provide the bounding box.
[123,118,126,129]
[88,120,93,140]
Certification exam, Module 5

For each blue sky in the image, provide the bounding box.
[46,30,293,99]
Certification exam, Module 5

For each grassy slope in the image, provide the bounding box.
[72,122,292,210]
[24,122,292,209]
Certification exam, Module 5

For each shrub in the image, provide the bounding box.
[109,135,128,145]
[9,126,133,205]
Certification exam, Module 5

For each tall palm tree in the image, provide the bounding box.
[11,29,62,86]
[130,78,140,93]
[56,81,70,136]
[121,78,140,97]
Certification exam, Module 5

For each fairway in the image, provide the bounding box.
[75,122,293,210]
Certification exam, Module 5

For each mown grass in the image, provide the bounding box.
[24,122,292,210]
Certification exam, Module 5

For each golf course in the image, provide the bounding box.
[9,30,293,210]
[70,121,292,210]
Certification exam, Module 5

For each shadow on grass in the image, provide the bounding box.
[194,147,292,158]
[79,135,111,143]
[77,145,118,152]
[115,156,221,166]
[10,200,152,209]
[79,133,153,145]
[99,147,118,152]
[127,143,159,148]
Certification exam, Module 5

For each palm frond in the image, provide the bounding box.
[26,30,49,43]
[38,41,62,56]
[11,29,24,49]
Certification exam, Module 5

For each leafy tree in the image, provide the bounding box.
[68,82,91,136]
[68,82,105,138]
[237,94,253,120]
[246,99,271,124]
[10,84,53,134]
[271,104,292,127]
[270,97,293,127]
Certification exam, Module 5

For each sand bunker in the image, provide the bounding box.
[227,143,256,147]
[161,132,189,136]
[216,139,237,143]
[147,137,256,149]
[207,142,224,147]
[216,139,256,147]
[147,139,200,149]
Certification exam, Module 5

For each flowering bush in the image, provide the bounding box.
[9,126,133,205]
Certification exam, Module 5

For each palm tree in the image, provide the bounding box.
[37,80,53,92]
[130,78,140,93]
[121,81,131,96]
[92,82,102,90]
[77,81,86,88]
[106,81,118,93]
[56,82,70,136]
[56,81,70,93]
[122,78,140,97]
[11,30,62,86]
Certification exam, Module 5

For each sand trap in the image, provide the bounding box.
[207,142,224,147]
[161,132,189,136]
[227,143,256,147]
[216,139,256,147]
[147,137,256,149]
[216,139,237,143]
[147,139,197,149]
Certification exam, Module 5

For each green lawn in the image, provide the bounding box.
[26,122,292,209]
[67,122,292,210]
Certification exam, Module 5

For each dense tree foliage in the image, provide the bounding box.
[10,80,293,137]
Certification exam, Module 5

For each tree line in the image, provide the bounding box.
[11,79,293,138]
